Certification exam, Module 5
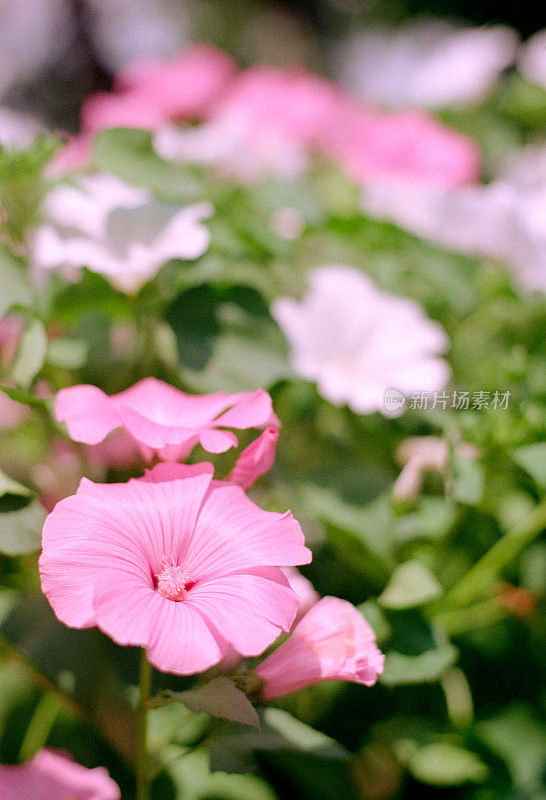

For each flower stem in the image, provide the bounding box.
[136,650,152,800]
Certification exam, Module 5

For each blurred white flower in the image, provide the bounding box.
[272,266,449,416]
[0,107,46,150]
[361,144,546,293]
[31,174,213,292]
[154,116,308,183]
[518,29,546,88]
[85,0,189,72]
[333,18,518,109]
[0,0,75,94]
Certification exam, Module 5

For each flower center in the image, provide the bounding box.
[156,558,194,601]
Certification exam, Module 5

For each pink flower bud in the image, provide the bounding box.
[228,427,279,490]
[254,596,384,700]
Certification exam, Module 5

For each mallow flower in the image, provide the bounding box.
[272,266,449,416]
[31,174,212,293]
[39,462,311,675]
[333,19,518,109]
[0,748,120,800]
[55,378,280,462]
[251,596,384,699]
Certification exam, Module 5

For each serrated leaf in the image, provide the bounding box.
[511,443,546,490]
[378,561,443,610]
[11,318,48,389]
[0,499,45,554]
[380,644,458,686]
[171,678,259,727]
[408,743,488,786]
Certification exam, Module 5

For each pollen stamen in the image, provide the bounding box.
[156,558,193,601]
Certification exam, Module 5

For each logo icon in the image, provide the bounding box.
[384,388,406,414]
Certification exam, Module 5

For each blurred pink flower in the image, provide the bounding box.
[393,436,480,501]
[281,566,319,624]
[0,748,120,800]
[115,45,236,120]
[31,174,213,293]
[39,463,311,675]
[55,378,280,462]
[254,596,384,699]
[154,65,341,180]
[84,430,143,473]
[319,105,480,187]
[228,427,279,490]
[272,266,450,416]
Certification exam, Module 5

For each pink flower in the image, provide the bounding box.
[0,748,120,800]
[39,463,311,675]
[281,566,319,624]
[319,105,480,187]
[115,45,236,119]
[228,427,279,490]
[55,378,280,462]
[254,596,384,699]
[272,266,450,416]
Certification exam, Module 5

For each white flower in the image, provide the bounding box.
[31,174,213,293]
[333,18,518,109]
[154,116,307,183]
[0,107,46,150]
[518,29,546,89]
[361,144,546,293]
[272,266,449,416]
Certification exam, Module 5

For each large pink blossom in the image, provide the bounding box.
[0,748,120,800]
[254,596,384,699]
[39,463,311,675]
[318,104,480,187]
[55,378,280,462]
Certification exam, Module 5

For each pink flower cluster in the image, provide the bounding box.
[39,379,383,697]
[57,44,480,187]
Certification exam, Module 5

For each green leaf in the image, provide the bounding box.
[300,487,394,580]
[0,499,45,554]
[163,678,259,727]
[408,742,488,786]
[394,497,458,543]
[92,128,203,201]
[379,561,443,609]
[0,246,32,317]
[475,702,546,790]
[511,443,546,490]
[11,318,48,389]
[380,644,458,686]
[0,384,48,410]
[169,748,278,800]
[452,455,484,506]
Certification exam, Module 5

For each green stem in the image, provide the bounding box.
[136,650,152,800]
[441,499,546,609]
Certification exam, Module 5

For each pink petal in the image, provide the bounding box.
[198,427,239,453]
[186,482,311,578]
[146,597,228,675]
[187,567,298,656]
[228,427,279,490]
[0,749,120,800]
[255,596,384,699]
[55,385,121,445]
[214,389,279,429]
[143,462,215,482]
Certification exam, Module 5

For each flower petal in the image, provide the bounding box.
[187,482,311,578]
[187,567,298,656]
[55,385,122,444]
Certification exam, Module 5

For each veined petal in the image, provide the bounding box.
[187,567,298,656]
[187,482,311,578]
